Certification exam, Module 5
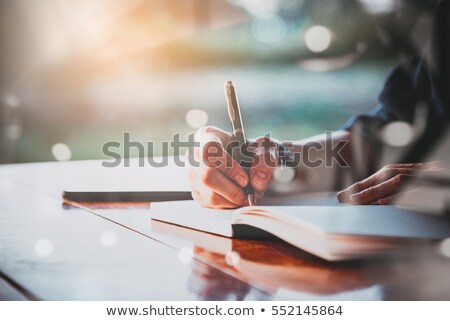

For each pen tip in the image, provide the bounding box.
[248,194,256,206]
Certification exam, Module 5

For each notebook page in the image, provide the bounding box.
[150,200,234,237]
[237,205,450,239]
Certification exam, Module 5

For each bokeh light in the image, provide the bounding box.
[51,143,72,161]
[439,238,450,258]
[225,251,241,267]
[273,166,296,184]
[2,93,20,108]
[358,0,396,14]
[231,0,281,16]
[304,26,332,53]
[251,14,286,43]
[178,247,194,264]
[380,121,414,147]
[185,109,209,129]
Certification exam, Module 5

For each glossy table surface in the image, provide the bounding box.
[1,159,450,300]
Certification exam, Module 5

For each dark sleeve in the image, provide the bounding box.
[343,0,450,163]
[343,57,422,130]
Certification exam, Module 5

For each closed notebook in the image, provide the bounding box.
[150,200,450,261]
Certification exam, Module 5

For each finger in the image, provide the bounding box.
[348,174,412,205]
[384,163,424,169]
[204,192,240,209]
[195,126,232,146]
[378,195,395,205]
[421,161,442,170]
[191,151,247,206]
[249,137,278,191]
[195,130,249,188]
[202,141,249,188]
[254,190,265,205]
[386,163,444,173]
[337,167,423,203]
[250,152,276,191]
[196,126,233,168]
[191,190,207,207]
[378,186,422,205]
[191,190,237,209]
[377,190,411,205]
[197,166,247,206]
[191,169,240,209]
[195,180,241,208]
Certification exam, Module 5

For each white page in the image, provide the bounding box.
[238,205,450,239]
[150,200,234,237]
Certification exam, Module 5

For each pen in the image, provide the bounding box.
[224,81,256,206]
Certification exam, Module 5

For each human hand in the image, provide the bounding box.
[187,126,278,209]
[337,162,442,205]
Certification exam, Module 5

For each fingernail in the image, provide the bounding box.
[253,171,268,189]
[235,174,248,187]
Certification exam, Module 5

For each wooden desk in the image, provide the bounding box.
[1,160,450,300]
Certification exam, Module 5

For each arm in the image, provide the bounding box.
[268,130,352,195]
[187,126,352,208]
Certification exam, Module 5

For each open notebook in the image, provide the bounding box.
[150,200,450,261]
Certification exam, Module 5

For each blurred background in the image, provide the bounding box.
[0,0,439,163]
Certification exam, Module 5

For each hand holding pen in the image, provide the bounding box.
[187,81,279,209]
